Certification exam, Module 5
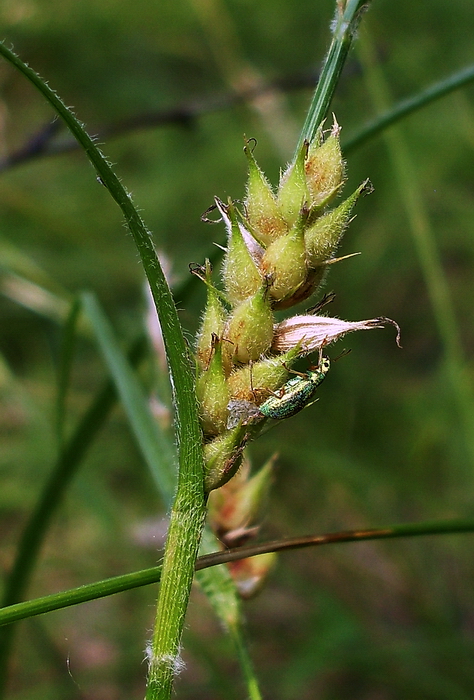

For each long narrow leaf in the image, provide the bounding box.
[0,334,148,691]
[55,297,82,446]
[82,292,176,503]
[0,43,201,466]
[344,63,474,154]
[296,0,372,154]
[2,516,474,629]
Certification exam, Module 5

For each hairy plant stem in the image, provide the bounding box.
[0,41,206,700]
[145,491,207,699]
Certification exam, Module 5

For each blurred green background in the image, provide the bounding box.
[1,0,474,698]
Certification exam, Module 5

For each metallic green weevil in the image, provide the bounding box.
[258,356,330,420]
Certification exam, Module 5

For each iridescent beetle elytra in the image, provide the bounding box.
[258,355,330,420]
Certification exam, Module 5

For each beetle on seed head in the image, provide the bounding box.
[258,355,330,420]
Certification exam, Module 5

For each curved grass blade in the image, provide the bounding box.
[344,63,474,154]
[55,297,82,446]
[296,0,373,155]
[82,292,177,502]
[1,516,474,629]
[0,334,148,691]
[0,43,201,465]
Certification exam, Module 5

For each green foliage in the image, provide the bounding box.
[1,0,474,698]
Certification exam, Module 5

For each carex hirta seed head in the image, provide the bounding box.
[189,117,399,497]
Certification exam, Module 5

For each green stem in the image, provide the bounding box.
[0,563,164,628]
[0,43,197,444]
[228,626,263,700]
[0,42,206,700]
[296,0,373,155]
[145,493,207,699]
[343,63,474,154]
[1,516,473,628]
[196,527,263,700]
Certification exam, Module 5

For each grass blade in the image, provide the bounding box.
[2,516,474,628]
[82,292,177,502]
[55,297,82,446]
[0,333,148,692]
[344,63,474,154]
[296,0,373,155]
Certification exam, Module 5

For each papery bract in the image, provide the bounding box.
[272,314,401,353]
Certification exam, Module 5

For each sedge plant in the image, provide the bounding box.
[1,1,474,699]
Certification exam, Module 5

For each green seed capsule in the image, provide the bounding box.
[258,356,330,419]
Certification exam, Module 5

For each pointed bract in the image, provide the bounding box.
[196,261,228,368]
[305,179,372,267]
[225,285,274,364]
[277,140,310,227]
[244,140,287,246]
[208,456,274,536]
[197,337,231,436]
[305,118,345,209]
[272,314,402,353]
[262,209,308,303]
[219,198,263,306]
